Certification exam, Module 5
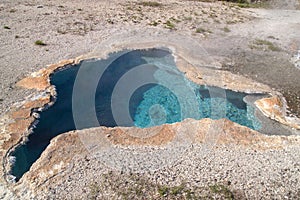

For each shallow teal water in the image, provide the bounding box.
[133,84,261,130]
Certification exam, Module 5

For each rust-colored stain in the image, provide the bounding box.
[108,125,176,146]
[2,118,33,150]
[16,59,74,91]
[2,60,74,155]
[255,96,300,129]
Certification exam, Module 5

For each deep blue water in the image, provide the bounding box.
[10,48,261,181]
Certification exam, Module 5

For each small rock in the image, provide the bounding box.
[32,112,40,118]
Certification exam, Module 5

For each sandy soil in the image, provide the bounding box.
[0,0,300,199]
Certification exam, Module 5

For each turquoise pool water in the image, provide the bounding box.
[133,84,260,129]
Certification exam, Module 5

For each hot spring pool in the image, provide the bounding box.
[10,48,261,181]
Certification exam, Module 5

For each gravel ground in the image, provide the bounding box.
[0,0,300,199]
[37,144,300,199]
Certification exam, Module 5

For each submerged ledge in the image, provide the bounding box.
[0,44,300,192]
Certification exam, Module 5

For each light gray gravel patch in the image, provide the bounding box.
[35,144,300,199]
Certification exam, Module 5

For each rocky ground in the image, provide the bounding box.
[40,144,300,199]
[0,0,300,199]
